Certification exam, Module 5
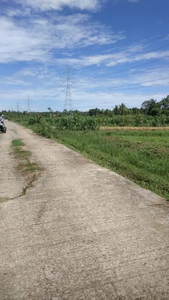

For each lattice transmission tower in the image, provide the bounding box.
[63,66,74,112]
[17,101,19,112]
[27,95,31,113]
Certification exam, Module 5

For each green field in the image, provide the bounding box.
[10,114,169,200]
[52,129,169,200]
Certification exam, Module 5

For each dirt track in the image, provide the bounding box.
[0,121,169,300]
[100,126,169,131]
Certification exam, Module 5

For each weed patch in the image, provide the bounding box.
[11,139,41,196]
[12,139,24,147]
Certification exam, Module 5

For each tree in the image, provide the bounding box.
[141,99,159,115]
[160,95,169,110]
[113,105,119,115]
[118,103,128,115]
[131,107,140,114]
[47,107,53,113]
[88,108,101,116]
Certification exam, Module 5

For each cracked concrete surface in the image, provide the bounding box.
[0,121,169,300]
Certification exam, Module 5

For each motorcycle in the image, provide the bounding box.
[0,121,7,133]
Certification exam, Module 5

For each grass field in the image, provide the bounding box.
[52,129,169,200]
[13,118,169,200]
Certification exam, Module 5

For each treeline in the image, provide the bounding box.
[80,95,169,117]
[1,95,169,129]
[2,95,169,117]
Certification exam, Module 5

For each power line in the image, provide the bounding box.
[86,55,169,91]
[70,45,169,94]
[31,89,67,111]
[115,63,168,80]
[90,76,169,94]
[73,79,169,95]
[40,84,66,99]
[66,41,169,81]
[107,82,169,92]
[74,63,167,87]
[72,42,169,89]
[97,43,169,79]
[147,32,169,43]
[43,75,66,92]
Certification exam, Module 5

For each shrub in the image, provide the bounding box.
[28,117,36,125]
[28,116,42,125]
[56,116,99,131]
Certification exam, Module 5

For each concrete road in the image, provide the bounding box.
[0,121,169,300]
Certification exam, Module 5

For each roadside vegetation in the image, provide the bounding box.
[2,94,169,200]
[43,130,169,200]
[3,95,169,128]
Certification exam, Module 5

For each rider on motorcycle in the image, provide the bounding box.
[0,115,6,133]
[0,115,4,124]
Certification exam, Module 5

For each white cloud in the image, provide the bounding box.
[0,75,29,86]
[0,63,168,111]
[0,17,50,63]
[55,43,169,68]
[107,50,169,66]
[113,0,140,5]
[0,84,167,111]
[73,68,169,96]
[1,63,168,107]
[12,0,102,11]
[0,13,125,63]
[127,0,139,2]
[131,67,169,87]
[73,92,167,110]
[17,69,39,77]
[4,7,31,17]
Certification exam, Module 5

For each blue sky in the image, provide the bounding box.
[0,0,169,111]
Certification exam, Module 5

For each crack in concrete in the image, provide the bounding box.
[0,174,38,203]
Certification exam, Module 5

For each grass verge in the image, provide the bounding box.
[30,127,169,201]
[12,122,169,201]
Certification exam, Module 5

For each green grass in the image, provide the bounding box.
[12,139,39,176]
[50,129,169,200]
[12,139,24,147]
[0,139,42,202]
[12,125,169,200]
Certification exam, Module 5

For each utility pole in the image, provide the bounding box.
[27,95,31,113]
[63,66,74,112]
[17,101,19,112]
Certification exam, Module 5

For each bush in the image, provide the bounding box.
[56,116,99,131]
[28,116,42,125]
[28,117,36,125]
